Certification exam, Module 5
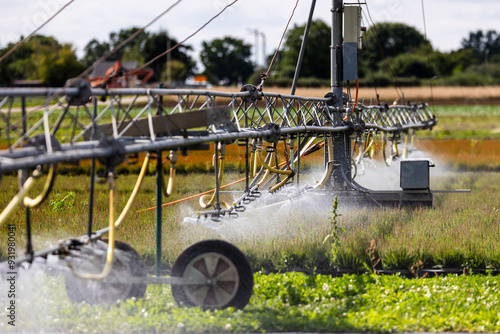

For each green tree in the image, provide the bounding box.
[200,36,254,85]
[461,30,500,62]
[361,22,430,69]
[82,39,112,67]
[142,30,195,81]
[390,53,434,78]
[82,28,195,81]
[39,44,84,86]
[0,35,83,86]
[275,19,331,79]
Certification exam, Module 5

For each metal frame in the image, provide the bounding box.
[0,0,440,307]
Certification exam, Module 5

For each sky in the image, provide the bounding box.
[1,0,500,70]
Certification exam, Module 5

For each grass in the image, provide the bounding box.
[1,169,499,272]
[3,270,500,333]
[0,101,499,331]
[417,105,500,139]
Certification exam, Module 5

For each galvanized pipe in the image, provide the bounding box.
[290,0,317,95]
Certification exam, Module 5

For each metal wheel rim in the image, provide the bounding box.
[182,252,239,308]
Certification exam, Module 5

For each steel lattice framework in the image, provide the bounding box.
[0,86,436,173]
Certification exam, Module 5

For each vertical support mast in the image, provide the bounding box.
[330,0,353,191]
[331,0,343,107]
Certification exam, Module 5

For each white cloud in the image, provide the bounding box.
[1,0,499,63]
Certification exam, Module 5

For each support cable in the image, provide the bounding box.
[0,0,76,63]
[363,0,403,99]
[75,0,184,81]
[136,0,239,73]
[358,8,380,103]
[258,0,301,90]
[421,0,434,105]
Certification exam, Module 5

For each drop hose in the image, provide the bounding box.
[161,150,177,198]
[0,171,40,227]
[67,172,116,280]
[69,153,151,280]
[199,144,231,209]
[23,164,57,208]
[314,123,335,189]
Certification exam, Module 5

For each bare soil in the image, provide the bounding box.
[213,85,500,105]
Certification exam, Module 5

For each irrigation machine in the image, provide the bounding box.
[1,1,440,309]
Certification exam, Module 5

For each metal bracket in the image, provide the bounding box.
[97,137,126,168]
[262,123,281,143]
[240,84,260,103]
[66,78,92,106]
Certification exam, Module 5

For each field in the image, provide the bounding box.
[214,85,500,105]
[1,100,500,332]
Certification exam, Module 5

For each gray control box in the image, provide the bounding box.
[400,159,435,190]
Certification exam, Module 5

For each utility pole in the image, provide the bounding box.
[248,29,259,66]
[248,29,266,67]
[259,31,266,67]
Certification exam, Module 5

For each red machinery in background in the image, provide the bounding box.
[88,60,154,88]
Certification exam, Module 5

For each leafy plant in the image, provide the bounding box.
[323,196,345,265]
[49,191,75,212]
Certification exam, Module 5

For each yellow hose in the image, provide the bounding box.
[257,168,270,187]
[0,174,38,227]
[403,133,409,159]
[250,150,258,177]
[199,145,226,209]
[255,148,293,175]
[23,165,56,208]
[270,172,294,192]
[114,153,150,229]
[363,132,375,159]
[69,173,116,281]
[69,155,151,280]
[161,151,176,197]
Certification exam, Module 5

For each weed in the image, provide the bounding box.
[364,239,381,273]
[49,191,75,212]
[323,196,346,266]
[381,247,416,270]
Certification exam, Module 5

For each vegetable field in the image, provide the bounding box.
[1,101,499,333]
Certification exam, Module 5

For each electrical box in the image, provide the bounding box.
[400,159,435,190]
[344,6,362,49]
[343,6,362,81]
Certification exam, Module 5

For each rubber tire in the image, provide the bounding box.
[171,240,253,309]
[65,239,147,304]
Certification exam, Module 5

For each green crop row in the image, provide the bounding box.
[4,271,500,333]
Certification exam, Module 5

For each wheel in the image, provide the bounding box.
[171,240,253,309]
[65,239,148,304]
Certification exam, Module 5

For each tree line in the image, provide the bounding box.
[0,22,498,87]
